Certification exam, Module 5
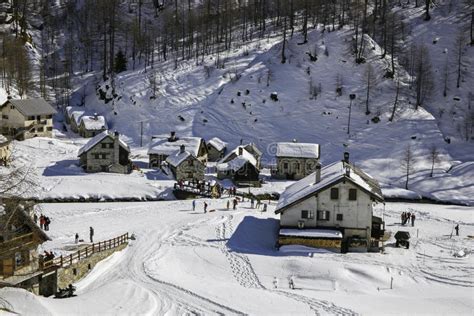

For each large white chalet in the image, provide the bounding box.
[275,153,384,252]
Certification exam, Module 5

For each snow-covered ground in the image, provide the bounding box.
[1,200,472,315]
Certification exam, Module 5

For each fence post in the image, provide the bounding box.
[78,250,80,261]
[99,242,101,252]
[70,254,72,266]
[86,247,88,257]
[92,243,95,253]
[60,255,63,267]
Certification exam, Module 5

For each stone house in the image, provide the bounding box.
[165,145,205,182]
[78,131,132,174]
[0,99,56,140]
[274,153,384,252]
[0,134,11,166]
[0,200,54,295]
[78,114,108,138]
[207,137,227,162]
[243,143,262,169]
[217,146,260,186]
[70,110,85,133]
[272,142,320,180]
[148,132,208,168]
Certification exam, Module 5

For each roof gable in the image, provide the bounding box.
[78,131,130,156]
[207,137,227,151]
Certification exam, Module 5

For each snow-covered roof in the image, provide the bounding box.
[2,98,57,116]
[71,110,86,125]
[0,134,8,144]
[243,143,262,157]
[78,131,130,156]
[166,150,193,168]
[217,147,257,172]
[276,142,320,159]
[279,228,343,239]
[80,115,108,131]
[148,137,203,156]
[208,137,227,152]
[275,161,384,213]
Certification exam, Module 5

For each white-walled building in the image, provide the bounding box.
[275,154,384,252]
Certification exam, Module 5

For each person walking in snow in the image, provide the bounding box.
[192,200,196,212]
[75,233,79,244]
[288,276,295,290]
[204,202,208,213]
[401,212,405,225]
[256,199,261,209]
[89,227,94,243]
[455,224,459,236]
[226,200,230,210]
[411,213,416,227]
[44,217,51,231]
[233,198,238,210]
[263,203,268,212]
[40,215,45,230]
[250,198,255,209]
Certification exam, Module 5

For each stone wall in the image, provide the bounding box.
[57,243,127,288]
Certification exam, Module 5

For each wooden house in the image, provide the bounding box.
[0,200,54,295]
[78,131,132,174]
[148,132,208,168]
[165,145,205,182]
[217,146,260,186]
[274,153,384,253]
[207,137,227,162]
[0,99,56,140]
[78,114,108,138]
[272,142,320,180]
[0,134,11,166]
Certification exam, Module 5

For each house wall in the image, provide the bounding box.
[0,104,53,139]
[207,145,224,162]
[280,181,374,241]
[79,123,104,138]
[173,157,205,181]
[274,157,319,180]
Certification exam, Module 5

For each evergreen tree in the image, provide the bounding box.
[114,50,127,73]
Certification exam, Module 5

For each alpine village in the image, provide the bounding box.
[0,0,473,315]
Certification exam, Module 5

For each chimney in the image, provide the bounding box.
[180,144,185,154]
[315,164,321,183]
[345,165,351,177]
[343,152,350,163]
[238,147,243,156]
[113,131,120,164]
[169,131,177,142]
[94,112,98,120]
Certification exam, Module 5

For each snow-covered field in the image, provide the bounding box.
[1,200,472,315]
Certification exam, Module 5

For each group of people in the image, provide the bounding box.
[401,211,415,226]
[36,214,51,231]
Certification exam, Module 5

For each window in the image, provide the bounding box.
[10,105,14,109]
[283,162,288,170]
[101,154,107,159]
[330,188,339,200]
[27,116,35,120]
[349,189,357,201]
[100,166,107,172]
[301,210,309,219]
[46,126,53,131]
[188,159,194,166]
[94,154,100,159]
[295,163,300,171]
[36,127,44,132]
[47,114,53,119]
[317,210,330,221]
[101,143,107,148]
[108,143,114,149]
[15,252,24,267]
[336,214,343,221]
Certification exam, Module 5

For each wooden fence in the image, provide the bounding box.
[41,233,129,271]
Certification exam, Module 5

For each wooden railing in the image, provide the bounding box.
[41,233,129,271]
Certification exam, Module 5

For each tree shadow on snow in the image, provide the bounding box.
[226,216,313,257]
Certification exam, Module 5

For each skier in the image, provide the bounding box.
[192,200,196,212]
[204,202,208,213]
[75,233,79,244]
[411,213,416,227]
[455,224,459,236]
[89,227,94,243]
